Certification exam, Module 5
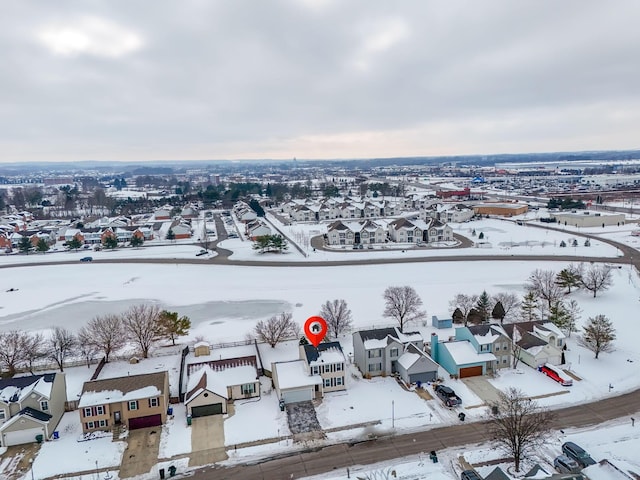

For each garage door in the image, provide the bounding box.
[2,427,45,446]
[459,366,483,378]
[191,404,223,417]
[128,414,162,430]
[282,388,313,404]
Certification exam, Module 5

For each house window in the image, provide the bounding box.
[336,377,344,386]
[149,397,159,408]
[40,400,49,412]
[324,378,331,387]
[480,344,490,352]
[98,419,108,428]
[128,400,138,411]
[368,363,382,372]
[241,384,255,395]
[557,339,563,347]
[368,349,382,358]
[86,421,95,429]
[96,406,104,415]
[390,348,399,358]
[84,407,93,418]
[312,366,319,375]
[0,409,5,420]
[336,363,343,371]
[502,357,508,364]
[495,345,500,351]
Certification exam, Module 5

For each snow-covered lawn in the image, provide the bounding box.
[224,389,289,446]
[32,411,125,478]
[159,403,191,458]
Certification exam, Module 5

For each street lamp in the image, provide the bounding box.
[391,400,395,429]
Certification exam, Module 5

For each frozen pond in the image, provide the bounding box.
[0,299,291,334]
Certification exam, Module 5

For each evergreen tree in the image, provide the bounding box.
[491,301,506,322]
[520,291,540,322]
[547,301,572,332]
[476,291,492,323]
[156,310,191,346]
[36,238,50,254]
[18,236,34,254]
[66,236,83,251]
[130,235,144,248]
[103,235,118,249]
[555,268,582,294]
[166,228,176,241]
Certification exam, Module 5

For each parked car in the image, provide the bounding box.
[79,256,93,262]
[434,384,462,407]
[539,364,573,386]
[460,470,482,480]
[562,442,596,467]
[195,249,208,256]
[553,455,581,473]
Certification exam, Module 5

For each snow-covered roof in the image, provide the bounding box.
[363,338,388,349]
[194,341,209,348]
[397,352,420,370]
[185,364,257,403]
[442,341,497,365]
[582,460,636,480]
[274,360,322,390]
[395,330,423,344]
[79,385,161,408]
[308,347,345,366]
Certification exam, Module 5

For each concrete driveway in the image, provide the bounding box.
[189,415,227,467]
[462,376,503,406]
[119,427,161,479]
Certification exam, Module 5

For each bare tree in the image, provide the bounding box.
[122,304,161,358]
[320,299,353,339]
[526,269,563,315]
[47,327,77,372]
[78,314,127,363]
[487,387,556,472]
[581,264,613,298]
[579,314,616,359]
[492,292,521,323]
[449,293,478,326]
[23,332,46,374]
[0,330,31,376]
[254,312,298,348]
[383,286,426,331]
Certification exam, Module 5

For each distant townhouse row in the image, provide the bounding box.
[325,217,454,246]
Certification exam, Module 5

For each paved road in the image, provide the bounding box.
[190,388,639,480]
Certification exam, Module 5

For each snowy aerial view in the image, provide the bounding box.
[3,1,640,480]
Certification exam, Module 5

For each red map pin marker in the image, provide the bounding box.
[304,316,328,347]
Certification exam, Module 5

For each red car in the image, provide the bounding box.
[539,364,572,386]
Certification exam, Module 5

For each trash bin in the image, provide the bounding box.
[159,468,165,479]
[429,450,438,463]
[491,405,499,415]
[168,465,177,477]
[279,399,285,411]
[35,434,44,444]
[53,431,59,439]
[187,415,192,426]
[167,407,173,415]
[458,412,466,422]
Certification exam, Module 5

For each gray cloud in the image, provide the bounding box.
[1,0,640,162]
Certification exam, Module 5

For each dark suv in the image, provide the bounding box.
[562,442,596,467]
[434,384,462,407]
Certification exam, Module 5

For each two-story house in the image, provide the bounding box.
[501,321,566,368]
[0,373,67,447]
[429,330,497,378]
[271,342,346,404]
[456,324,512,372]
[78,371,169,433]
[352,327,425,377]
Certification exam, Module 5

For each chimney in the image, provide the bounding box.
[430,333,438,360]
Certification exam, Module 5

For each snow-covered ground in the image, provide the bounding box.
[1,226,639,480]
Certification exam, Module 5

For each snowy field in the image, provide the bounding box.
[2,242,640,479]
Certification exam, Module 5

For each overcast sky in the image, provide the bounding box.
[2,1,640,163]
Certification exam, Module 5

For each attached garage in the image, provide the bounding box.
[459,366,483,378]
[128,414,162,430]
[2,427,45,446]
[281,387,314,404]
[191,403,223,417]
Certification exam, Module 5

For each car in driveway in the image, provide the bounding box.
[553,455,581,473]
[79,256,93,262]
[460,470,482,480]
[434,384,462,407]
[562,441,596,467]
[195,249,208,256]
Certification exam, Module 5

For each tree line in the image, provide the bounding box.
[0,305,190,377]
